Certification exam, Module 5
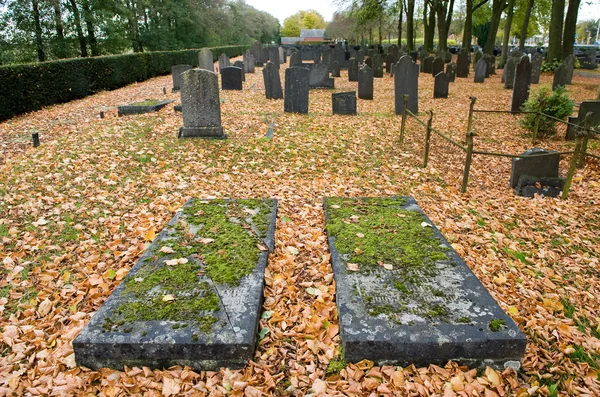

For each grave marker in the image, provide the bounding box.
[421,56,434,73]
[331,61,341,77]
[332,91,357,115]
[268,47,280,69]
[172,65,193,92]
[474,59,487,83]
[309,63,335,88]
[564,54,574,85]
[456,48,469,78]
[349,58,359,82]
[503,57,518,89]
[509,148,560,188]
[221,66,243,90]
[233,61,245,81]
[178,69,224,138]
[373,54,384,78]
[552,63,567,90]
[445,62,457,82]
[510,55,531,112]
[530,53,543,84]
[394,55,419,114]
[198,48,214,72]
[432,57,444,77]
[358,64,374,100]
[218,54,230,72]
[284,67,310,114]
[263,62,283,100]
[289,52,302,67]
[433,72,449,98]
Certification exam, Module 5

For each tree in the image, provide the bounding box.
[499,0,516,67]
[434,0,455,52]
[406,0,415,50]
[546,0,564,60]
[518,0,534,50]
[483,0,507,54]
[562,0,581,59]
[281,10,326,37]
[66,0,88,57]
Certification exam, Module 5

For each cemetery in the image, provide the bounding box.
[1,18,600,397]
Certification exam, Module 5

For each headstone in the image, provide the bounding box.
[279,46,285,64]
[252,41,263,65]
[357,50,365,63]
[530,53,543,84]
[323,48,334,65]
[372,54,384,78]
[386,53,395,73]
[332,91,357,115]
[433,72,449,98]
[348,57,359,82]
[432,57,444,77]
[233,61,245,82]
[511,55,532,112]
[172,64,192,92]
[324,196,527,368]
[580,49,597,70]
[309,63,335,88]
[313,49,322,64]
[394,55,419,114]
[509,148,560,188]
[261,48,270,67]
[503,57,518,89]
[473,51,483,70]
[198,48,214,72]
[358,64,374,100]
[335,50,346,68]
[179,69,224,138]
[515,175,565,198]
[243,50,255,73]
[474,59,487,83]
[576,101,600,131]
[284,67,310,114]
[218,54,230,72]
[445,62,456,82]
[289,51,302,67]
[563,54,574,85]
[410,51,418,62]
[421,56,434,73]
[552,63,567,90]
[331,61,341,77]
[419,50,429,61]
[488,55,496,75]
[73,198,277,370]
[221,66,243,90]
[456,48,469,78]
[388,45,399,62]
[565,116,579,140]
[263,62,283,100]
[364,56,373,68]
[268,47,280,69]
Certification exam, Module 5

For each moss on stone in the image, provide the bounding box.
[489,319,507,332]
[132,100,162,106]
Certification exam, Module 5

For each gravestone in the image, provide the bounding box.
[410,51,418,62]
[486,55,496,76]
[456,48,469,78]
[221,66,243,90]
[284,67,310,114]
[445,62,457,82]
[388,44,399,62]
[118,100,174,117]
[179,69,224,138]
[263,62,283,100]
[552,63,567,90]
[386,53,395,73]
[514,175,565,198]
[394,55,419,114]
[509,148,560,188]
[335,50,346,68]
[432,57,444,77]
[433,72,449,98]
[233,61,245,81]
[373,54,384,78]
[580,49,597,70]
[172,65,193,92]
[473,51,483,70]
[279,46,285,64]
[565,116,579,140]
[364,56,373,68]
[358,64,374,100]
[474,59,487,83]
[261,48,270,67]
[324,197,527,368]
[309,63,335,88]
[419,50,429,61]
[198,48,214,72]
[503,57,518,89]
[218,54,230,72]
[510,55,532,112]
[313,49,322,64]
[289,51,302,67]
[269,47,280,69]
[332,91,357,115]
[563,54,574,85]
[576,101,600,131]
[252,41,263,66]
[331,61,341,77]
[357,50,365,63]
[421,56,434,73]
[530,53,543,84]
[74,198,277,370]
[323,48,334,65]
[243,50,255,73]
[348,58,359,82]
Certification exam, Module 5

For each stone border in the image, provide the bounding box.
[117,100,174,116]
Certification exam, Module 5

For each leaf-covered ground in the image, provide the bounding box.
[1,57,599,396]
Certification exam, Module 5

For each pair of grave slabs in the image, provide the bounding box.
[73,197,525,371]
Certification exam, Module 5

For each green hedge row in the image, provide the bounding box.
[0,45,248,121]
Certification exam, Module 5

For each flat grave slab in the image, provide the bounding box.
[324,196,526,369]
[74,198,277,370]
[118,100,174,116]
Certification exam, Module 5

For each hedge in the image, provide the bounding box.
[0,45,248,121]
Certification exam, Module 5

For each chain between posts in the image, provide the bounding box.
[423,110,434,168]
[399,94,409,144]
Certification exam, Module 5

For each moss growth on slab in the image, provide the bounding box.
[489,319,507,332]
[132,100,163,106]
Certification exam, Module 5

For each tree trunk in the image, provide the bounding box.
[500,0,516,67]
[125,0,143,52]
[398,0,403,46]
[50,0,65,39]
[81,0,99,56]
[435,0,455,52]
[67,0,88,57]
[519,0,534,51]
[546,0,565,61]
[32,0,45,62]
[562,0,581,60]
[406,0,415,50]
[462,0,473,49]
[423,1,435,51]
[379,13,383,45]
[484,0,505,54]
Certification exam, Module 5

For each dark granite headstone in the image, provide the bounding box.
[309,63,334,89]
[172,64,193,92]
[394,55,419,114]
[263,62,283,100]
[332,91,357,115]
[456,48,469,78]
[552,63,567,90]
[419,50,429,61]
[289,52,302,67]
[313,49,322,64]
[349,58,359,82]
[218,53,230,72]
[410,51,418,62]
[433,72,449,98]
[179,69,224,138]
[473,51,483,70]
[364,56,373,68]
[445,62,457,82]
[503,57,518,89]
[331,61,341,77]
[421,56,434,73]
[233,61,245,81]
[509,148,560,188]
[530,53,543,84]
[221,66,243,90]
[324,196,527,369]
[388,44,399,62]
[323,48,334,65]
[386,53,395,73]
[576,101,600,131]
[564,54,574,85]
[284,67,310,114]
[358,64,374,100]
[357,50,365,63]
[580,49,597,70]
[372,54,384,78]
[565,116,579,140]
[252,41,263,65]
[510,55,531,112]
[268,47,280,69]
[279,46,286,64]
[432,57,444,77]
[474,59,487,83]
[198,48,214,72]
[261,48,270,67]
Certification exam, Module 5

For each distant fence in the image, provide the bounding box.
[0,45,249,122]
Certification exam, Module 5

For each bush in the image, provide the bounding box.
[541,58,560,72]
[520,86,575,138]
[0,45,248,121]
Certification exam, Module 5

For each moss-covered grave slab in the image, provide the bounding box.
[324,197,526,369]
[117,99,174,116]
[73,198,277,370]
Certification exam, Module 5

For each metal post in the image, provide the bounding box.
[423,110,433,168]
[400,94,409,144]
[32,132,40,148]
[531,100,544,145]
[466,96,477,138]
[461,131,476,193]
[562,137,582,200]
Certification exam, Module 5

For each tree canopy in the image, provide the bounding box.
[280,10,327,37]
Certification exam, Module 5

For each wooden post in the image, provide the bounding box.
[562,136,582,200]
[32,132,40,147]
[461,131,476,193]
[99,111,104,119]
[423,110,433,168]
[531,100,544,145]
[577,112,595,168]
[399,94,409,144]
[466,96,477,138]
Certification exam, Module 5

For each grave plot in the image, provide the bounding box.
[74,198,277,370]
[324,196,526,369]
[117,99,174,116]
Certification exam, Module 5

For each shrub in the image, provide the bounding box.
[520,86,575,138]
[541,58,560,72]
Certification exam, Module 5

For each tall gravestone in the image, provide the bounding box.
[179,69,224,138]
[171,64,192,92]
[284,67,310,114]
[221,66,243,90]
[474,59,487,83]
[394,55,419,114]
[323,48,334,66]
[421,56,434,73]
[348,58,359,82]
[313,49,322,64]
[218,54,230,72]
[473,51,483,70]
[386,53,395,73]
[357,50,365,63]
[332,92,357,115]
[269,47,280,69]
[445,62,457,82]
[261,48,270,67]
[410,51,418,62]
[233,61,245,81]
[358,65,374,100]
[309,63,334,88]
[419,50,429,61]
[456,49,469,78]
[564,54,574,85]
[252,41,263,66]
[198,48,214,72]
[388,44,399,62]
[503,57,518,89]
[432,57,444,77]
[331,61,341,77]
[263,62,283,100]
[511,55,532,112]
[243,50,255,73]
[289,52,302,67]
[433,72,449,98]
[373,54,384,77]
[279,46,285,64]
[530,53,543,84]
[552,63,567,90]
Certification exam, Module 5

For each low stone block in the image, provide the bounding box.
[118,100,174,116]
[515,175,565,198]
[74,198,278,371]
[324,196,526,369]
[332,92,357,115]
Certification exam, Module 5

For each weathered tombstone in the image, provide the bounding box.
[348,57,359,82]
[221,66,243,90]
[372,54,384,77]
[218,53,230,72]
[419,50,429,61]
[580,49,597,70]
[198,48,214,72]
[433,72,449,98]
[503,57,518,89]
[243,50,255,73]
[309,63,335,88]
[563,54,574,85]
[331,61,341,77]
[474,58,487,83]
[482,54,492,77]
[385,53,395,73]
[509,148,560,188]
[279,46,285,64]
[364,56,373,68]
[394,55,419,114]
[324,196,527,368]
[432,57,444,77]
[233,61,245,81]
[172,64,192,92]
[252,41,263,66]
[179,69,224,138]
[511,55,532,112]
[388,44,399,62]
[410,51,418,62]
[332,91,357,115]
[322,48,334,65]
[445,62,457,82]
[421,56,434,73]
[456,48,469,78]
[73,198,277,370]
[261,48,270,67]
[552,63,568,90]
[530,53,543,84]
[284,67,310,114]
[358,64,374,100]
[268,47,280,69]
[473,51,483,70]
[565,116,579,140]
[514,175,565,198]
[488,55,496,75]
[289,51,302,67]
[263,62,283,100]
[357,49,365,63]
[313,49,322,64]
[576,101,600,131]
